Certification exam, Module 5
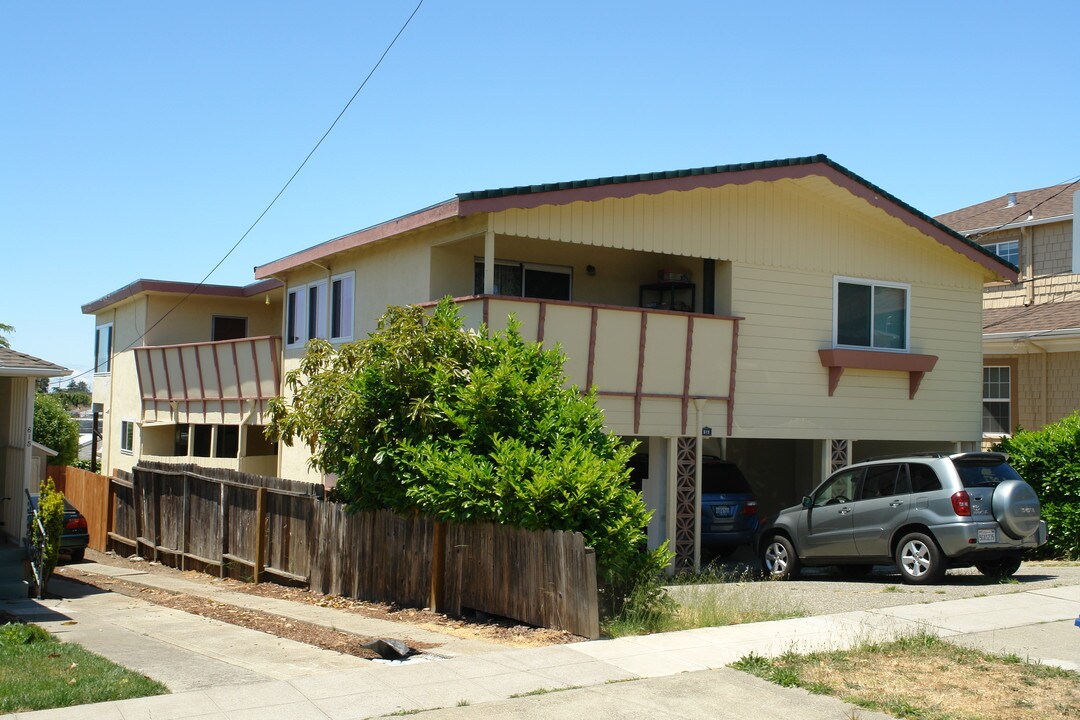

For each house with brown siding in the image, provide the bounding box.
[86,155,1015,570]
[937,182,1080,443]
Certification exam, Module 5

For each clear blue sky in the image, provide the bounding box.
[4,1,1079,383]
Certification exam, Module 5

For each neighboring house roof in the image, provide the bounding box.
[0,347,71,378]
[254,155,1015,280]
[936,182,1076,234]
[984,300,1080,336]
[81,278,283,315]
[31,441,58,458]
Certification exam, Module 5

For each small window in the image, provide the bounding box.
[216,425,240,458]
[192,424,213,457]
[908,464,942,493]
[212,316,247,341]
[330,272,354,342]
[174,424,190,456]
[285,287,306,348]
[94,323,113,373]
[120,420,135,454]
[834,278,909,351]
[984,239,1019,267]
[983,366,1011,435]
[307,281,327,341]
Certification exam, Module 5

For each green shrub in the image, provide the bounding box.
[32,394,78,467]
[32,478,66,593]
[0,622,51,646]
[995,412,1080,558]
[270,299,670,605]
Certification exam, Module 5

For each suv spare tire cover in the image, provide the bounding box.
[992,480,1042,540]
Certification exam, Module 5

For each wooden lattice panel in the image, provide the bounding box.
[674,437,698,571]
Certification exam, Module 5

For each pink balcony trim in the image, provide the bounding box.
[818,348,938,399]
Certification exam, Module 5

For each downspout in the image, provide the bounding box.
[1025,339,1048,428]
[1022,227,1034,306]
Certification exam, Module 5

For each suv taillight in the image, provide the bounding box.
[951,491,971,517]
[65,517,87,531]
[742,501,758,516]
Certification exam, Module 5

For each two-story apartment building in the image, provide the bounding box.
[86,156,1015,569]
[937,183,1080,443]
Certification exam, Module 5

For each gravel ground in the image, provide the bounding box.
[671,549,1080,617]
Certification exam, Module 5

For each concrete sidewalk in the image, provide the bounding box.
[4,578,1078,719]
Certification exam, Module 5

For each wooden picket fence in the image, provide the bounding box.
[107,462,599,638]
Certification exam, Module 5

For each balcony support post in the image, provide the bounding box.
[483,226,495,295]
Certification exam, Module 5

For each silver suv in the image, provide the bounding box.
[759,452,1047,584]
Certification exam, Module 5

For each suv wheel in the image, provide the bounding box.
[895,532,945,585]
[975,556,1022,579]
[762,536,801,580]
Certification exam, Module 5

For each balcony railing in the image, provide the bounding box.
[134,336,281,426]
[450,296,741,437]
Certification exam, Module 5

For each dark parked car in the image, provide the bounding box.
[758,452,1046,584]
[700,458,758,556]
[27,494,89,562]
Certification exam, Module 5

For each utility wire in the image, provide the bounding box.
[966,175,1080,242]
[70,0,426,387]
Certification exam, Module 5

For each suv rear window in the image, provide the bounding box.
[702,463,751,494]
[952,458,1023,488]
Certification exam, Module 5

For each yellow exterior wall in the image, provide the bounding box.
[145,294,282,345]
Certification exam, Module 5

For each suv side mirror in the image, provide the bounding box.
[801,495,813,509]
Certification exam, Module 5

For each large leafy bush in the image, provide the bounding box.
[269,299,669,602]
[994,411,1080,558]
[33,393,78,467]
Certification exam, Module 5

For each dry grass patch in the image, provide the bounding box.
[731,631,1080,720]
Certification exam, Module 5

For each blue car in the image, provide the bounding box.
[700,458,759,557]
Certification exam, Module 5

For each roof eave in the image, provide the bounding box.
[82,278,284,315]
[0,366,72,378]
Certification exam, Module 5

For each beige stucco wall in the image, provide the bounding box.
[145,294,282,345]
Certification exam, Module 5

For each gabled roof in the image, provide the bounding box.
[82,278,283,315]
[0,347,71,378]
[984,300,1080,336]
[937,182,1076,234]
[254,155,1016,280]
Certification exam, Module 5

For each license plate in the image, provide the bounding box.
[713,505,733,518]
[978,528,997,543]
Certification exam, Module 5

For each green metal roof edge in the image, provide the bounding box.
[456,154,1015,274]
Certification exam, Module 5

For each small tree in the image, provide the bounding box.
[33,393,79,466]
[0,322,12,348]
[270,299,669,605]
[995,412,1080,558]
[29,478,65,597]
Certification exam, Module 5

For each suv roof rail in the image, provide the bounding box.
[859,451,952,463]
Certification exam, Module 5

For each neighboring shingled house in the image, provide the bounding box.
[937,182,1080,441]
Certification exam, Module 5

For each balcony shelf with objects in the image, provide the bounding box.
[639,282,695,312]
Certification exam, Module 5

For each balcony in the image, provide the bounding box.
[133,336,281,426]
[451,296,741,437]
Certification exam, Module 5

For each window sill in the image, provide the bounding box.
[818,348,938,399]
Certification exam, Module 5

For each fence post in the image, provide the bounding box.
[133,469,144,558]
[430,522,446,612]
[219,481,228,579]
[253,487,266,584]
[179,473,189,571]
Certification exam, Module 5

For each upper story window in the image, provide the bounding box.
[94,322,113,374]
[473,260,572,301]
[211,316,247,341]
[984,239,1019,268]
[330,272,355,342]
[834,277,909,351]
[287,277,353,349]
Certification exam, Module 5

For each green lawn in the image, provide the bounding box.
[0,621,168,714]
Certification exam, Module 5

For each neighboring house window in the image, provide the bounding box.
[120,420,135,454]
[307,280,327,341]
[94,322,113,373]
[834,277,909,351]
[473,260,572,301]
[286,287,306,348]
[984,239,1019,267]
[983,366,1011,435]
[211,316,247,341]
[330,272,355,342]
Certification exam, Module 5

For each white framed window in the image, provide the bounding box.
[472,260,572,301]
[306,280,327,342]
[833,277,909,351]
[94,322,113,373]
[286,281,329,349]
[120,419,135,454]
[984,239,1019,267]
[330,272,355,342]
[983,366,1011,436]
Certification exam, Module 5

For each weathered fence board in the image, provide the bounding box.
[54,467,111,552]
[109,463,599,638]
